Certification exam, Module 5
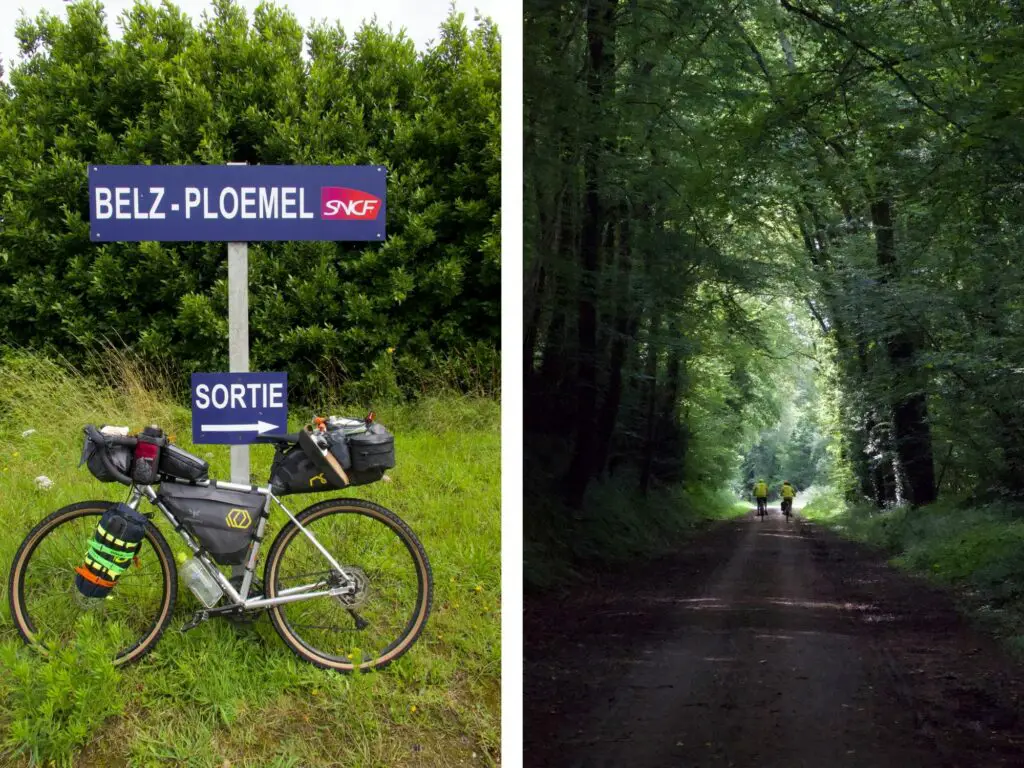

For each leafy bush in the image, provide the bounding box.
[525,471,747,590]
[0,2,500,402]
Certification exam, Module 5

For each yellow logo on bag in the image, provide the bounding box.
[226,508,252,529]
[309,473,327,487]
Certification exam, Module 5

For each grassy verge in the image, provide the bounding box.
[802,486,1024,657]
[525,471,748,591]
[0,351,500,767]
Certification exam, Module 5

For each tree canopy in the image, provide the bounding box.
[525,0,1024,540]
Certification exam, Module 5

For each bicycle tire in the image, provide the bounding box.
[263,497,432,672]
[8,500,177,666]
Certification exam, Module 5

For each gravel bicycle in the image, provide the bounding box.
[8,419,432,672]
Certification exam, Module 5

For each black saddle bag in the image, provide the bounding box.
[269,420,395,495]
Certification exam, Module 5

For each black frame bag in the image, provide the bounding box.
[157,483,265,565]
[74,503,148,598]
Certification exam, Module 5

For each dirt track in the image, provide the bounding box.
[525,507,1024,767]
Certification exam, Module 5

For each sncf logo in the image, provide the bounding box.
[320,187,382,220]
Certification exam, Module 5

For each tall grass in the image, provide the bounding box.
[0,350,500,767]
[802,488,1024,657]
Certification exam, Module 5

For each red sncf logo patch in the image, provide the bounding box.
[320,187,382,220]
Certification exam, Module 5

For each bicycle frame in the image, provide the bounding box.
[124,482,354,611]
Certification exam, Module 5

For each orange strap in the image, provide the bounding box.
[76,565,116,588]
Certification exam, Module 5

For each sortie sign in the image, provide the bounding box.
[191,372,289,445]
[88,165,386,242]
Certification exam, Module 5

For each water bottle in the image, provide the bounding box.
[179,555,223,608]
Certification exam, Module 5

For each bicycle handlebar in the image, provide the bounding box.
[83,425,136,486]
[84,425,139,448]
[253,433,301,445]
[84,423,301,487]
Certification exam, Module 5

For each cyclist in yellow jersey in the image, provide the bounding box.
[752,479,768,518]
[780,481,796,519]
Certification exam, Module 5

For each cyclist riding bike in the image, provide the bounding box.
[780,481,796,519]
[752,479,768,518]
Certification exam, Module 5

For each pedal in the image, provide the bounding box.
[180,609,210,633]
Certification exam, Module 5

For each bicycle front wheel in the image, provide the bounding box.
[264,497,432,672]
[8,501,177,665]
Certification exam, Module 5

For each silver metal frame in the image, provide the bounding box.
[128,482,352,611]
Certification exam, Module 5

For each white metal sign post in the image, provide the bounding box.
[227,240,249,484]
[226,162,249,485]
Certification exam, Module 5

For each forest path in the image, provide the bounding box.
[525,508,1024,767]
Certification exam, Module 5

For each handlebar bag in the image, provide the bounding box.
[74,503,148,598]
[157,483,266,565]
[79,432,133,483]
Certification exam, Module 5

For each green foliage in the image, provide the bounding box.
[524,0,826,563]
[740,341,831,495]
[0,1,500,401]
[0,350,500,766]
[1,615,127,766]
[525,474,747,590]
[525,0,1024,576]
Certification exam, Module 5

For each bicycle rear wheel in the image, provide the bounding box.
[8,501,177,665]
[264,497,432,672]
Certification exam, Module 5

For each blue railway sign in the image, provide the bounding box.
[88,165,386,242]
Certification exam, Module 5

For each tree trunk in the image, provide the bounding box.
[639,309,662,496]
[594,216,634,476]
[871,196,936,506]
[524,264,545,379]
[565,0,616,508]
[530,272,569,432]
[525,188,568,382]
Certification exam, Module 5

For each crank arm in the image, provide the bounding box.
[180,609,210,633]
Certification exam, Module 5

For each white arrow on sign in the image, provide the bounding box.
[201,421,279,434]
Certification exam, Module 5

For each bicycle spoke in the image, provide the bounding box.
[270,504,427,666]
[15,509,172,660]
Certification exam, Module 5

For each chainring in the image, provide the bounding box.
[222,574,267,624]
